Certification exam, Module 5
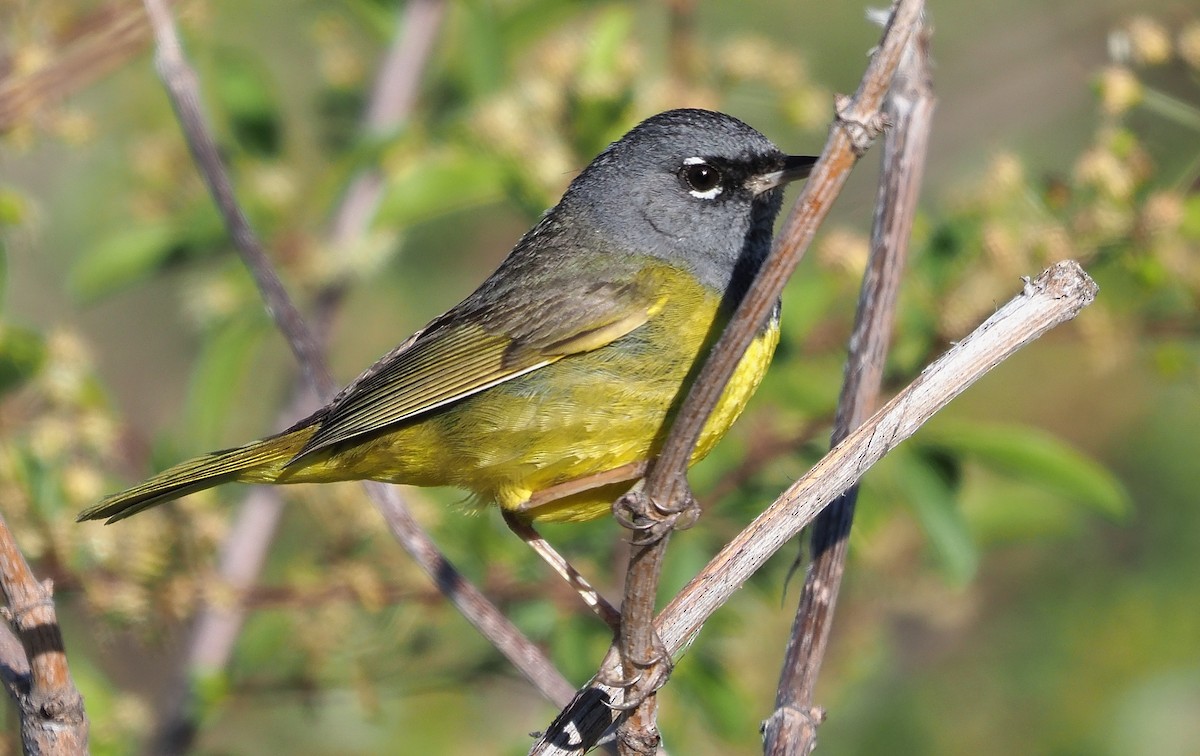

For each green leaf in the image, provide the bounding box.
[0,233,6,311]
[0,187,26,226]
[0,187,21,310]
[71,206,226,301]
[921,422,1131,519]
[759,352,844,416]
[212,51,282,156]
[676,651,751,739]
[0,324,45,396]
[460,1,506,96]
[1181,193,1200,240]
[895,447,979,584]
[579,6,633,81]
[375,149,507,227]
[340,0,399,38]
[71,223,179,301]
[961,473,1088,543]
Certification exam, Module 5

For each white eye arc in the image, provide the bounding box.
[680,157,724,200]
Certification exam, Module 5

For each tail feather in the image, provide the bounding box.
[78,429,312,524]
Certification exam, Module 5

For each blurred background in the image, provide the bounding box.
[1,0,1198,753]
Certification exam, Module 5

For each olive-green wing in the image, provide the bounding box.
[290,277,664,461]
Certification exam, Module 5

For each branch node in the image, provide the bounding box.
[1,596,55,629]
[596,667,642,691]
[761,703,826,753]
[616,727,661,755]
[834,94,891,156]
[35,689,86,722]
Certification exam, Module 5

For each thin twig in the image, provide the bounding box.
[531,260,1100,755]
[146,1,448,747]
[139,0,574,746]
[142,0,335,397]
[0,510,89,754]
[165,6,451,723]
[612,0,925,749]
[763,14,935,755]
[366,480,575,706]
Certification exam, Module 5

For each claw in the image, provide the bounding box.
[596,666,642,690]
[606,629,674,710]
[611,493,642,530]
[606,690,650,711]
[608,659,673,710]
[626,513,680,546]
[650,487,699,521]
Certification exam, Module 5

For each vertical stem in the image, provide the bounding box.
[763,20,934,755]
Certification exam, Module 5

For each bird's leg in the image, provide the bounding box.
[501,510,622,632]
[514,461,646,515]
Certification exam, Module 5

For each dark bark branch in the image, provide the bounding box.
[763,15,936,755]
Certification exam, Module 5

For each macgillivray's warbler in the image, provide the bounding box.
[78,109,816,617]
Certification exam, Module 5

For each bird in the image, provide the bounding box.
[79,108,816,621]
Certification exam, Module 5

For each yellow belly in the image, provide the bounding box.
[511,321,780,522]
[292,267,780,523]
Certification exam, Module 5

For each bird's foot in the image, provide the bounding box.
[601,630,673,711]
[613,481,700,545]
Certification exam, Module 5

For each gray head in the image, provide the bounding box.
[556,108,815,293]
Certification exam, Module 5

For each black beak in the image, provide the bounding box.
[745,154,819,195]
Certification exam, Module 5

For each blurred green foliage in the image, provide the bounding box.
[0,1,1198,754]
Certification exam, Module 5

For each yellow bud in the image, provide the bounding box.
[1035,226,1076,264]
[29,418,71,460]
[12,44,51,76]
[987,152,1026,197]
[340,563,386,613]
[249,164,298,211]
[1075,146,1135,199]
[54,109,95,145]
[320,45,365,88]
[1140,191,1184,236]
[1125,16,1172,65]
[1097,65,1142,115]
[720,37,775,81]
[63,465,104,506]
[981,222,1022,275]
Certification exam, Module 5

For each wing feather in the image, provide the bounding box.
[290,273,664,461]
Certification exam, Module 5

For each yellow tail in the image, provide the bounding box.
[77,427,316,524]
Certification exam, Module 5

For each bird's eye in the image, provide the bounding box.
[680,158,723,199]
